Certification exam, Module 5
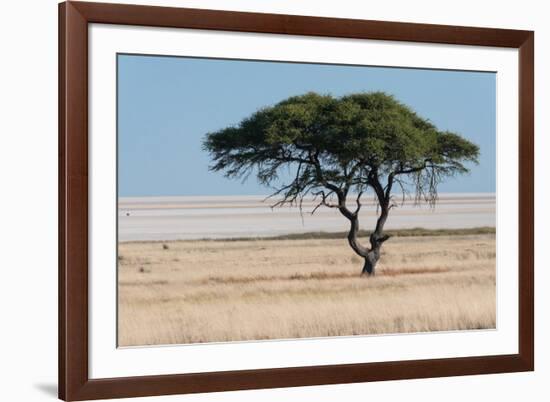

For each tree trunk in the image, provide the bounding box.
[342,211,386,277]
[338,191,390,277]
[361,202,391,276]
[361,249,380,276]
[341,205,390,277]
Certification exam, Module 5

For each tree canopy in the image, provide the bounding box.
[203,91,480,275]
[203,91,478,208]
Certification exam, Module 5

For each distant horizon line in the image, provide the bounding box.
[118,191,496,200]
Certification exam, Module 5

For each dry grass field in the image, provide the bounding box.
[118,231,496,346]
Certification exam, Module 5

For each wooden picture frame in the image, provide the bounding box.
[59,1,534,400]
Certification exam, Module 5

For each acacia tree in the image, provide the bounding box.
[203,92,479,276]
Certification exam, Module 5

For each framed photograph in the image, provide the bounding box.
[59,1,534,400]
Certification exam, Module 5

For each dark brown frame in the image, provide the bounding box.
[59,1,534,400]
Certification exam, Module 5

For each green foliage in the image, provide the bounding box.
[203,91,480,210]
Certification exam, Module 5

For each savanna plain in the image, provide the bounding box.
[118,229,496,346]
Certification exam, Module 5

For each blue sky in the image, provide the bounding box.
[118,54,496,197]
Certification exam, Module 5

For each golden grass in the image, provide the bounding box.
[118,234,496,346]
